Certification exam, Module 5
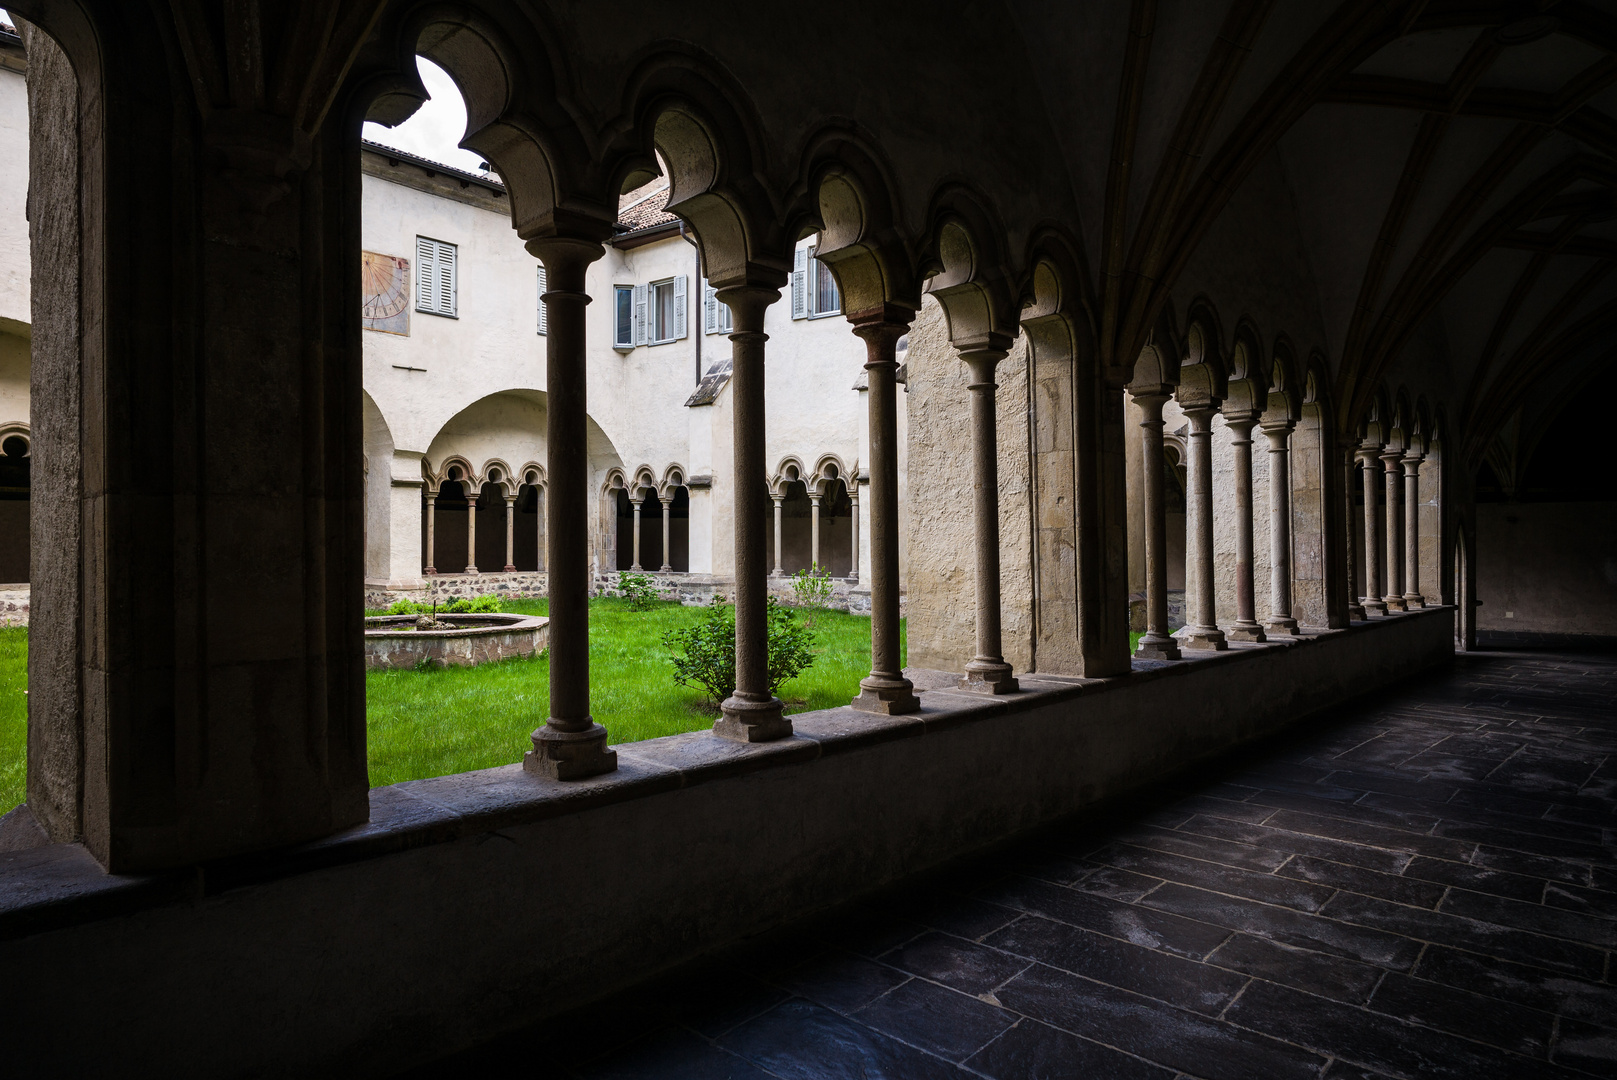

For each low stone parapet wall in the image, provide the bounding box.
[367,571,896,616]
[0,607,1453,1074]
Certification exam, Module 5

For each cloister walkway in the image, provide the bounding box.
[423,647,1617,1079]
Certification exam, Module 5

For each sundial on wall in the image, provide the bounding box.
[362,251,411,335]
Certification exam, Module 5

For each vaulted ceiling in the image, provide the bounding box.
[1011,0,1617,471]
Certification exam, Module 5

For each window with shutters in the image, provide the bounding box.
[614,285,634,349]
[536,265,547,336]
[702,279,734,335]
[415,236,458,318]
[647,275,688,345]
[790,242,840,319]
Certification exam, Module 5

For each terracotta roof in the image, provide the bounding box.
[361,138,504,191]
[617,182,677,233]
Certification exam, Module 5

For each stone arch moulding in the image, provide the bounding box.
[1265,339,1303,425]
[801,127,923,316]
[922,186,1022,351]
[480,458,516,496]
[520,462,547,489]
[428,456,477,496]
[631,466,659,501]
[659,464,687,499]
[770,457,807,497]
[0,421,32,456]
[811,454,848,495]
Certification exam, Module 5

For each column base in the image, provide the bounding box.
[715,693,792,741]
[1181,626,1228,651]
[1135,633,1181,661]
[1362,598,1387,617]
[851,673,920,715]
[1348,602,1367,622]
[1383,596,1407,612]
[1227,622,1267,643]
[958,659,1019,694]
[1264,617,1300,636]
[503,564,516,572]
[1403,593,1425,609]
[630,564,643,572]
[660,564,673,573]
[524,722,618,781]
[464,567,480,575]
[424,567,437,575]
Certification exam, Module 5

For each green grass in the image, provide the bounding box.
[0,628,26,815]
[0,616,1150,810]
[365,597,903,788]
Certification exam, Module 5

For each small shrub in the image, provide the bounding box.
[664,597,816,705]
[790,562,835,611]
[438,594,500,615]
[385,599,424,616]
[616,571,658,611]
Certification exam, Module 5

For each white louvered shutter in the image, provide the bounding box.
[791,247,808,319]
[536,265,548,335]
[440,242,457,316]
[633,283,649,346]
[703,279,718,335]
[806,247,819,316]
[673,275,688,339]
[415,237,436,313]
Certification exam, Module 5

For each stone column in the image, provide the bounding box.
[503,494,517,572]
[465,487,479,574]
[810,492,822,571]
[1403,454,1424,608]
[770,495,784,577]
[536,486,546,572]
[524,237,616,779]
[1382,449,1406,612]
[1344,450,1366,621]
[957,345,1020,693]
[716,286,791,741]
[660,496,674,573]
[852,310,920,713]
[1263,420,1299,635]
[1132,390,1181,660]
[847,486,860,583]
[424,493,437,575]
[630,496,644,571]
[1357,449,1387,616]
[1224,415,1264,642]
[1182,404,1227,650]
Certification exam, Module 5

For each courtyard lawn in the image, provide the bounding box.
[0,627,26,815]
[365,597,904,788]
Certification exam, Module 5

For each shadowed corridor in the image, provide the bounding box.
[421,647,1617,1079]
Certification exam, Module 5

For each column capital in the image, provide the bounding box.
[1129,387,1172,422]
[1183,405,1218,433]
[847,303,916,340]
[1402,452,1425,469]
[523,235,607,286]
[1356,444,1384,463]
[715,284,780,334]
[1380,448,1406,467]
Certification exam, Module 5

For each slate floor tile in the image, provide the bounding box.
[1176,815,1416,873]
[1140,882,1424,970]
[770,951,910,1013]
[1403,854,1549,902]
[964,1019,1177,1080]
[1438,887,1617,947]
[1366,971,1553,1056]
[1263,808,1475,861]
[985,914,1249,1015]
[1090,843,1337,911]
[987,877,1233,959]
[1108,823,1291,872]
[994,962,1327,1080]
[1068,864,1164,902]
[850,977,1014,1062]
[880,932,1030,996]
[1223,978,1568,1080]
[1544,880,1617,919]
[1204,932,1385,1004]
[1321,891,1608,979]
[719,999,963,1080]
[902,895,1023,941]
[1552,1019,1617,1076]
[1275,854,1445,908]
[1433,821,1614,865]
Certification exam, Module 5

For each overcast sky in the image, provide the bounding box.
[362,56,487,173]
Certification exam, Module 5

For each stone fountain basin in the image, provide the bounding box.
[363,613,549,670]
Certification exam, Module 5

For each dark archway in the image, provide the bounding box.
[0,435,29,584]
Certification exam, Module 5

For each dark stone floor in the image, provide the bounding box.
[424,648,1617,1079]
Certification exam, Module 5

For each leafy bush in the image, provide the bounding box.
[790,562,835,610]
[616,571,659,611]
[385,599,423,616]
[664,597,816,704]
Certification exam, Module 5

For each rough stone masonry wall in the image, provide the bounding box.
[904,297,1033,674]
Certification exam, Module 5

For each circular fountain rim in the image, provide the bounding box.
[363,612,548,638]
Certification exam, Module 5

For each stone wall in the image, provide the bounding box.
[904,297,1034,673]
[1476,502,1617,636]
[0,610,1454,1075]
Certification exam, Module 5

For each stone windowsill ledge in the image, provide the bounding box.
[0,606,1451,942]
